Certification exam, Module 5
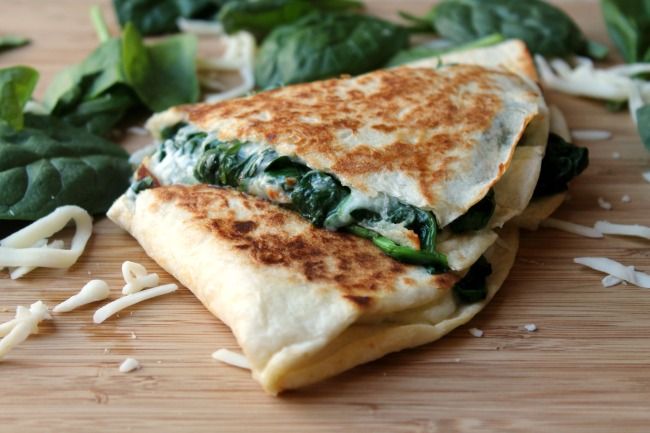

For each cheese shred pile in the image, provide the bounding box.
[0,301,51,360]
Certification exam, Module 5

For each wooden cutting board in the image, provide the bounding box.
[1,1,649,432]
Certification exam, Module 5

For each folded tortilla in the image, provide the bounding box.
[108,184,519,394]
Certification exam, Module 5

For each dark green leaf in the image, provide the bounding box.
[0,66,38,130]
[386,34,504,67]
[533,133,589,198]
[290,170,350,226]
[412,0,603,58]
[601,0,650,63]
[453,256,492,303]
[218,0,363,38]
[0,114,131,220]
[113,0,222,35]
[0,36,30,53]
[254,11,409,89]
[606,99,628,112]
[636,104,650,151]
[122,23,199,112]
[449,189,495,233]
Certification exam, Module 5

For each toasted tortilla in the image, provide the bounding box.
[108,184,518,394]
[146,62,544,227]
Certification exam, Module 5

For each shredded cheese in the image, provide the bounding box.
[597,197,613,210]
[8,239,64,279]
[468,328,484,338]
[612,152,621,160]
[621,195,631,203]
[0,301,51,360]
[119,357,140,373]
[53,280,111,313]
[522,324,537,332]
[602,274,623,288]
[574,257,650,289]
[594,221,650,240]
[571,129,612,141]
[643,171,650,183]
[93,283,177,324]
[121,261,159,295]
[211,349,251,370]
[0,206,92,270]
[540,218,604,238]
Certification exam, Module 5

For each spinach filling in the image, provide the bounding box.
[138,124,502,287]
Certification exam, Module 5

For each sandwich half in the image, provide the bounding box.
[109,40,550,393]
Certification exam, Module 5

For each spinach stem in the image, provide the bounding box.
[90,6,111,43]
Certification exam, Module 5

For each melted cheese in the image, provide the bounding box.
[0,206,92,270]
[53,280,111,313]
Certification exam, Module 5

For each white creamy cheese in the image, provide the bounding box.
[0,301,51,360]
[53,280,111,313]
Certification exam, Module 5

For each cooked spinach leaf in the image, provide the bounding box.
[401,0,607,59]
[254,11,409,89]
[0,66,39,131]
[533,133,589,198]
[601,0,650,63]
[637,104,650,151]
[0,114,131,220]
[122,23,199,112]
[453,256,491,303]
[218,0,363,38]
[387,34,503,68]
[113,0,222,35]
[449,189,495,233]
[290,171,350,226]
[0,36,30,53]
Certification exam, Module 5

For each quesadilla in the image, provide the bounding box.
[109,40,550,393]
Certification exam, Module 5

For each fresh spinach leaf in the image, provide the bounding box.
[601,0,650,63]
[218,0,363,38]
[449,189,495,233]
[122,23,199,112]
[637,104,650,151]
[387,34,503,67]
[0,66,39,131]
[453,256,491,303]
[0,114,131,220]
[0,35,30,53]
[401,0,607,59]
[254,11,409,89]
[113,0,222,35]
[533,133,589,198]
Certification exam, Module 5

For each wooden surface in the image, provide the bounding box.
[1,1,650,432]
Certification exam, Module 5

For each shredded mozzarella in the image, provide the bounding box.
[53,280,111,313]
[643,171,650,183]
[121,261,159,295]
[0,301,51,360]
[211,348,251,370]
[602,274,623,288]
[597,197,613,210]
[574,257,650,289]
[119,357,140,373]
[0,206,92,270]
[93,284,177,324]
[594,221,650,240]
[468,328,484,338]
[540,218,604,238]
[571,129,612,141]
[8,239,64,279]
[621,195,631,203]
[523,324,537,332]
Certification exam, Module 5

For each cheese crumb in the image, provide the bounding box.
[0,301,51,360]
[621,195,631,203]
[53,280,111,313]
[119,357,140,373]
[211,349,251,370]
[523,323,537,332]
[130,332,137,340]
[644,171,650,183]
[597,197,612,210]
[468,328,484,338]
[612,152,621,160]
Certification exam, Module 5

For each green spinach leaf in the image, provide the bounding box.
[533,133,589,198]
[449,189,495,233]
[402,0,607,59]
[636,104,650,151]
[0,66,39,131]
[290,170,350,227]
[453,256,491,303]
[254,11,409,89]
[601,0,650,63]
[387,34,503,67]
[0,114,131,220]
[122,23,199,112]
[113,0,222,35]
[0,35,30,53]
[218,0,363,38]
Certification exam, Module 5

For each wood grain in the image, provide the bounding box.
[1,1,649,432]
